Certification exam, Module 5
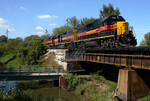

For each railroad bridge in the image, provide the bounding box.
[1,47,150,101]
[62,47,150,101]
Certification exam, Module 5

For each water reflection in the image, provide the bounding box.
[0,81,82,101]
[0,81,16,92]
[32,87,82,101]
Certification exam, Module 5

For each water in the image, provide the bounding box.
[32,87,82,101]
[0,81,82,101]
[0,81,16,92]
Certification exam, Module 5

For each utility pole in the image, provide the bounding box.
[45,29,48,35]
[5,29,9,41]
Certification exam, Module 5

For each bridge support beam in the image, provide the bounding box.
[115,69,150,101]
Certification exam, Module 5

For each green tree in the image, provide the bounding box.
[140,32,150,46]
[52,25,72,36]
[80,17,96,26]
[0,35,7,42]
[41,34,50,40]
[7,37,23,53]
[0,42,7,56]
[17,40,47,65]
[66,16,80,28]
[24,35,40,46]
[99,3,120,19]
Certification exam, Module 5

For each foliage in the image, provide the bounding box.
[0,35,7,42]
[65,73,81,91]
[80,17,96,26]
[74,71,118,101]
[41,34,51,41]
[0,53,16,64]
[0,42,7,56]
[140,32,150,46]
[66,16,80,28]
[139,95,150,101]
[7,37,23,53]
[99,3,120,19]
[52,25,72,36]
[52,16,96,37]
[24,35,40,46]
[44,52,60,67]
[17,40,47,65]
[0,80,55,101]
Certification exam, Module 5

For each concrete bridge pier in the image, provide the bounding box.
[115,69,150,101]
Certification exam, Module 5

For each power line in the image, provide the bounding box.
[45,29,48,35]
[5,29,9,41]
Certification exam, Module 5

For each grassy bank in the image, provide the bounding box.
[64,72,117,101]
[65,72,150,101]
[0,53,19,67]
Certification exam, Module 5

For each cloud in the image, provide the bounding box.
[37,15,51,19]
[35,26,44,31]
[8,28,15,31]
[0,18,8,29]
[20,6,26,10]
[50,23,56,26]
[52,15,58,18]
[0,18,15,31]
[37,15,58,19]
[35,32,44,35]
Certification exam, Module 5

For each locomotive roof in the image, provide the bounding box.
[100,16,125,22]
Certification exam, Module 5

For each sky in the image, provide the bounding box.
[0,0,150,45]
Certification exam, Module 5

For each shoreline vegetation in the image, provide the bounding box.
[0,73,150,101]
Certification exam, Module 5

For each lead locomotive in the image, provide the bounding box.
[42,16,137,49]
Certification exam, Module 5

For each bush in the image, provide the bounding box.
[65,73,81,91]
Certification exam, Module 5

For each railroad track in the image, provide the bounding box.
[68,46,150,55]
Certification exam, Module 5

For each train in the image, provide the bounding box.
[42,15,137,49]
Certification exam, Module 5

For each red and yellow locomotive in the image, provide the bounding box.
[42,16,137,49]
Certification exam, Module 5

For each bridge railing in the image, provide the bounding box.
[0,66,64,74]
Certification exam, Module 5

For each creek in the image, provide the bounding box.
[0,81,82,101]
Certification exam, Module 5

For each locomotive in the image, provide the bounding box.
[42,16,137,49]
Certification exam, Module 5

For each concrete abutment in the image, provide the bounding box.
[115,69,150,101]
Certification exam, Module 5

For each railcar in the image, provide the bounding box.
[42,15,137,49]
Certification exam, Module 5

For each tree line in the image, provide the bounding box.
[0,35,47,66]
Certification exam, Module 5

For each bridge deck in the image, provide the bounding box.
[64,47,150,70]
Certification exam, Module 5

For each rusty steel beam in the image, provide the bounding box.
[79,53,150,70]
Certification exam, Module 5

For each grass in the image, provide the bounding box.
[0,52,20,67]
[139,95,150,101]
[73,72,117,101]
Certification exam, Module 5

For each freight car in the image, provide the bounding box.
[42,16,137,49]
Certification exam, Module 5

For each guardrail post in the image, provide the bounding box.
[45,66,46,73]
[19,66,21,75]
[28,67,30,75]
[48,67,50,75]
[39,67,40,75]
[57,67,59,74]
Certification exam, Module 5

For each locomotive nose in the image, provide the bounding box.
[117,21,129,35]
